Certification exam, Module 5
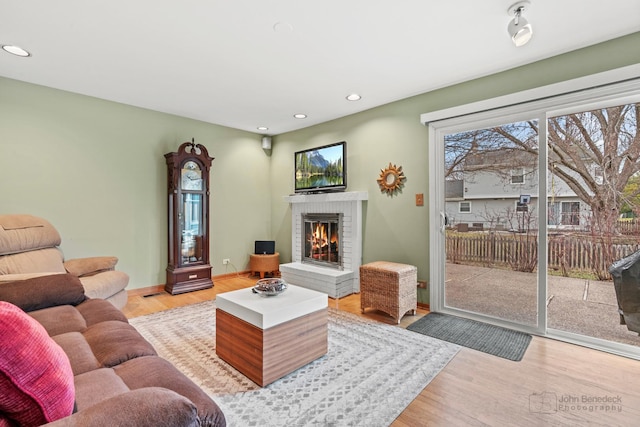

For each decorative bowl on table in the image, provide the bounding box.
[252,278,288,297]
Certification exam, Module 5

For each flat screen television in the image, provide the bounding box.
[254,240,275,255]
[294,141,346,193]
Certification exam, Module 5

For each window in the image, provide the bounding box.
[459,201,471,213]
[548,201,580,226]
[561,201,580,226]
[511,169,525,184]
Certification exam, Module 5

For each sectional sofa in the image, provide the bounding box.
[0,215,226,426]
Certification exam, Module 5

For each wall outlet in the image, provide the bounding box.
[223,258,230,265]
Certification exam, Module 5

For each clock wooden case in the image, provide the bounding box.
[165,140,214,295]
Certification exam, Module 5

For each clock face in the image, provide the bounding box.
[181,161,203,190]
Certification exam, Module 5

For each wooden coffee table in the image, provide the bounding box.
[215,284,328,386]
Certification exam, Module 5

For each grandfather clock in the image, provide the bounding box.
[165,139,214,295]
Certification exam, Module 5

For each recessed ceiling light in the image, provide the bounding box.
[2,45,31,57]
[273,22,293,33]
[346,94,362,101]
[257,126,269,131]
[294,114,307,119]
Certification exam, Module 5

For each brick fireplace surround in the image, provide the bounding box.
[280,191,368,298]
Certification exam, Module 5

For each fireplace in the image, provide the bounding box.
[280,191,368,298]
[302,213,342,269]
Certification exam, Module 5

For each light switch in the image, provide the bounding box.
[416,193,424,206]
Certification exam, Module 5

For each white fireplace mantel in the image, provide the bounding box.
[280,191,368,298]
[284,191,368,204]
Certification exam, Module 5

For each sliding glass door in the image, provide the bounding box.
[427,79,640,358]
[546,101,640,352]
[439,115,544,332]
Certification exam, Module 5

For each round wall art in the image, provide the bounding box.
[377,163,406,195]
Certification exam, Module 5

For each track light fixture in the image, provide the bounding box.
[507,1,533,47]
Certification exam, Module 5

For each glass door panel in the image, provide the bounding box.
[547,101,640,349]
[444,119,539,327]
[181,193,203,265]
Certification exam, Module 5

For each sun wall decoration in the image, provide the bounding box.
[377,163,406,196]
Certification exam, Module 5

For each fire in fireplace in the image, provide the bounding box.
[302,213,342,269]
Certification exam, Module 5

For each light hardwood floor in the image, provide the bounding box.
[123,275,640,426]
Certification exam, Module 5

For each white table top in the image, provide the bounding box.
[215,284,328,329]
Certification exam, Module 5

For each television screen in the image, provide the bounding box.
[294,141,346,193]
[254,240,275,255]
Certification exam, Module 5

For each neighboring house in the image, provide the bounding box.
[445,151,590,231]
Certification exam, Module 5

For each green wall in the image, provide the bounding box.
[0,78,272,289]
[1,33,638,297]
[270,32,640,303]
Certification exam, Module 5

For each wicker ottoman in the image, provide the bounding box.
[360,261,417,324]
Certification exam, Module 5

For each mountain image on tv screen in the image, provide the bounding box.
[295,143,344,191]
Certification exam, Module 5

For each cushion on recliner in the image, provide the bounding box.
[0,272,66,284]
[64,256,118,277]
[0,301,75,426]
[0,215,61,256]
[79,270,129,300]
[0,248,66,275]
[0,273,86,312]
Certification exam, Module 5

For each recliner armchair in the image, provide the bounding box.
[0,214,128,309]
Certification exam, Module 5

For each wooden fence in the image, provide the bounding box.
[618,219,640,235]
[446,232,640,278]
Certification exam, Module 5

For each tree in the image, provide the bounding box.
[622,174,640,216]
[548,104,640,235]
[446,103,640,230]
[445,102,640,279]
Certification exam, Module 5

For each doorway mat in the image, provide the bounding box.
[407,312,532,361]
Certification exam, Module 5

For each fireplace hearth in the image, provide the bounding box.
[280,191,368,298]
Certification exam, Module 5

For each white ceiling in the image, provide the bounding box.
[1,1,639,135]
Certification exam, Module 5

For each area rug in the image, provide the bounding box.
[129,300,459,426]
[407,312,531,361]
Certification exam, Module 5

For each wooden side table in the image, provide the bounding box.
[250,252,280,279]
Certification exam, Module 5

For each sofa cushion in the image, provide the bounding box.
[64,256,118,277]
[0,215,61,256]
[75,298,129,325]
[0,301,75,426]
[44,387,200,427]
[0,273,86,312]
[28,299,129,338]
[83,321,157,367]
[114,356,226,427]
[79,270,129,300]
[0,247,65,275]
[0,272,65,284]
[73,368,131,412]
[28,305,88,336]
[53,332,101,376]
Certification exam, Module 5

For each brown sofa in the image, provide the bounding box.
[0,215,128,309]
[0,273,226,426]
